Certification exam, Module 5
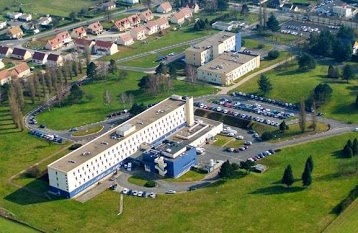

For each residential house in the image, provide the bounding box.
[171,12,185,25]
[9,62,31,78]
[180,7,193,19]
[71,27,87,39]
[130,26,147,40]
[47,54,64,67]
[122,0,139,4]
[87,21,104,35]
[0,46,13,58]
[353,41,358,55]
[11,48,32,60]
[0,60,4,70]
[139,9,154,22]
[101,1,117,11]
[7,26,24,39]
[21,22,35,31]
[117,33,134,46]
[113,18,131,31]
[18,13,32,21]
[6,12,22,19]
[157,2,172,14]
[145,21,159,35]
[0,21,7,30]
[45,31,72,50]
[38,16,52,26]
[32,51,48,65]
[93,40,118,55]
[186,3,200,13]
[0,62,31,85]
[74,38,95,52]
[127,14,141,27]
[156,17,170,30]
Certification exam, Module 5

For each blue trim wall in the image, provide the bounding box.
[49,123,186,198]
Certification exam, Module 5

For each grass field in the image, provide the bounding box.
[236,61,358,123]
[213,135,233,147]
[0,0,95,17]
[103,28,216,61]
[323,199,358,233]
[0,217,38,233]
[119,46,188,68]
[36,72,218,130]
[127,176,148,187]
[244,39,273,50]
[166,170,206,182]
[0,133,357,232]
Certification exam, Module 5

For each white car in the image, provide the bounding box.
[122,188,129,194]
[149,192,156,198]
[137,191,143,197]
[236,135,244,140]
[354,128,358,132]
[132,190,138,196]
[166,190,176,194]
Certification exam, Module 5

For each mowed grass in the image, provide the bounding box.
[119,46,188,68]
[103,28,216,61]
[0,217,38,233]
[0,0,94,17]
[166,170,206,182]
[236,61,358,123]
[71,125,104,137]
[0,133,357,232]
[213,135,233,147]
[36,71,219,130]
[323,198,358,233]
[127,175,148,186]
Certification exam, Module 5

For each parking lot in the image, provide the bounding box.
[280,20,340,38]
[195,93,298,129]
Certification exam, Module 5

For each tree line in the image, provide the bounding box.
[342,138,358,158]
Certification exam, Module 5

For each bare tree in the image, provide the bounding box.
[311,100,317,131]
[103,89,113,108]
[83,45,91,66]
[97,61,108,80]
[72,60,78,76]
[299,99,306,133]
[263,3,267,27]
[78,59,83,74]
[8,83,24,130]
[128,93,134,107]
[185,64,197,83]
[120,92,128,109]
[27,76,36,104]
[33,72,41,100]
[41,73,47,98]
[44,72,53,94]
[119,69,128,79]
[13,80,25,111]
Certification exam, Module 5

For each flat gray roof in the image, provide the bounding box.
[186,32,236,52]
[49,97,187,172]
[198,52,259,75]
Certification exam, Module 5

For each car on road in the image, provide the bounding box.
[137,191,143,197]
[244,141,252,145]
[354,128,358,132]
[225,148,235,152]
[148,192,156,198]
[39,124,46,128]
[166,190,176,194]
[132,190,138,196]
[236,135,244,140]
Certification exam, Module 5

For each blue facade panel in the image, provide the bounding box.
[235,32,242,52]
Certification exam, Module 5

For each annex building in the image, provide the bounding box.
[48,95,222,198]
[197,51,260,85]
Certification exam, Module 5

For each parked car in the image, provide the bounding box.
[166,190,176,194]
[122,188,130,194]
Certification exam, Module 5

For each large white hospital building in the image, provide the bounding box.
[47,95,222,198]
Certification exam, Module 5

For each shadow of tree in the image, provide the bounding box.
[250,185,305,195]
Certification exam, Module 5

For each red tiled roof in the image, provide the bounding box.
[95,40,113,48]
[88,21,103,31]
[156,17,168,26]
[118,33,133,42]
[159,2,172,11]
[12,62,30,74]
[75,38,93,47]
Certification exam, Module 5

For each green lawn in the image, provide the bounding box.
[0,217,38,233]
[103,28,216,61]
[0,133,357,232]
[127,176,148,186]
[213,135,233,147]
[36,72,218,130]
[226,138,244,148]
[244,39,273,51]
[0,0,94,17]
[236,61,358,123]
[166,170,206,182]
[323,198,358,233]
[119,46,188,68]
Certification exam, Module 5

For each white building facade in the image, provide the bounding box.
[48,95,200,198]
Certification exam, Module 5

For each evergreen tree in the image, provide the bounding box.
[302,163,312,187]
[342,64,354,83]
[327,65,335,78]
[347,147,354,158]
[218,160,234,178]
[281,165,294,187]
[306,155,314,172]
[353,138,358,156]
[257,74,272,95]
[86,62,97,81]
[279,120,287,132]
[155,63,167,75]
[266,13,280,32]
[298,53,316,71]
[347,139,353,149]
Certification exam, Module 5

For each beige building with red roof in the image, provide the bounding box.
[139,9,154,22]
[145,21,159,35]
[93,40,118,55]
[156,17,170,30]
[130,26,147,41]
[0,62,30,85]
[180,7,193,19]
[87,21,104,35]
[71,27,87,39]
[157,2,173,13]
[74,38,95,52]
[171,12,185,25]
[113,18,131,32]
[117,33,134,46]
[127,14,141,27]
[45,31,72,50]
